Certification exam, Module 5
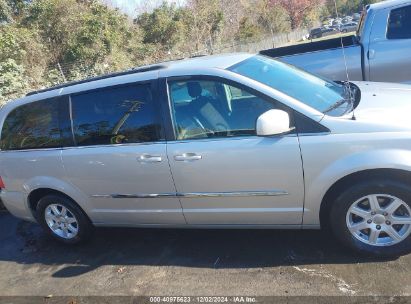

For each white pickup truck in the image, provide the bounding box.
[261,0,411,84]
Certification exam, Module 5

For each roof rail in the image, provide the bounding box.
[26,64,166,96]
[189,54,207,58]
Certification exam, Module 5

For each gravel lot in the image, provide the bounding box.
[1,211,411,298]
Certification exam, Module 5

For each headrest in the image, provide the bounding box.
[187,82,202,98]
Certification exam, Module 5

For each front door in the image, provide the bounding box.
[166,78,304,225]
[368,4,411,84]
[62,81,185,225]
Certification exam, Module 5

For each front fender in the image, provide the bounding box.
[303,149,411,225]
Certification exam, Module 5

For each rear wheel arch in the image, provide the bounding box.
[28,188,90,222]
[35,192,94,244]
[319,169,411,230]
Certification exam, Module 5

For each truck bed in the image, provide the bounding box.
[260,35,358,58]
[260,35,364,82]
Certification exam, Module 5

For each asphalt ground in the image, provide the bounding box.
[0,211,411,299]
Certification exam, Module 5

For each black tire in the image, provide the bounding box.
[329,179,411,257]
[36,194,93,244]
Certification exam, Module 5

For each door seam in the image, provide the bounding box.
[165,142,188,224]
[297,134,306,227]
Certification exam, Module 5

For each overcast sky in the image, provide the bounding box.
[105,0,184,17]
[104,0,140,16]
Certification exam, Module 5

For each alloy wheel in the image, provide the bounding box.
[44,204,79,239]
[346,194,411,246]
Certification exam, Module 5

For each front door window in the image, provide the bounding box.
[168,79,278,140]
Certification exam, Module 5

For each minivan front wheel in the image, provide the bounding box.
[329,179,411,257]
[36,194,93,244]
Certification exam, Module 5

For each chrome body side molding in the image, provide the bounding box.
[180,191,288,198]
[91,193,176,199]
[91,190,289,199]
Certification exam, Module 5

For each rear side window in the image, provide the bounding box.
[387,5,411,39]
[71,83,161,146]
[1,99,63,150]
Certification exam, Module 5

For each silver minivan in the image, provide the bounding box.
[339,22,358,33]
[2,53,411,257]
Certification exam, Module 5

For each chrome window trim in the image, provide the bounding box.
[0,132,328,153]
[0,130,328,154]
[91,190,289,199]
[0,141,167,153]
[297,132,331,137]
[61,141,167,150]
[68,96,77,146]
[0,147,64,153]
[168,134,299,145]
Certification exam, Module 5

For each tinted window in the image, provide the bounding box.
[71,84,161,146]
[387,6,411,39]
[169,79,279,140]
[170,82,214,104]
[1,98,63,150]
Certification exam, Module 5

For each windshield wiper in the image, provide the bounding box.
[324,82,356,115]
[323,99,350,114]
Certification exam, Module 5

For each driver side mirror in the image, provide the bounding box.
[256,110,294,136]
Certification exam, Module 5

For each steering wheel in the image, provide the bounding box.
[19,136,38,149]
[214,122,231,137]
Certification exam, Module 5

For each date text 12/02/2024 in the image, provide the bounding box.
[149,297,257,303]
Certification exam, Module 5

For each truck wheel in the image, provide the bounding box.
[36,194,93,244]
[329,179,411,257]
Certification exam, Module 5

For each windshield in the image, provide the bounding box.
[228,55,346,114]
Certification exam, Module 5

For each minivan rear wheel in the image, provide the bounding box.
[36,194,93,244]
[329,179,411,257]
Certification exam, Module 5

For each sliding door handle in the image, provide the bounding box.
[138,154,162,163]
[174,153,202,162]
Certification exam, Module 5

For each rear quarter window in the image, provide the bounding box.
[387,5,411,39]
[1,98,63,151]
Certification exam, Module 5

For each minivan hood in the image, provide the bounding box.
[350,82,411,128]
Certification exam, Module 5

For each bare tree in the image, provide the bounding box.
[186,0,224,53]
[270,0,324,29]
[219,0,248,43]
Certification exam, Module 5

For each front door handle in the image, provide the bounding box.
[368,49,375,59]
[174,153,202,162]
[138,154,162,163]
